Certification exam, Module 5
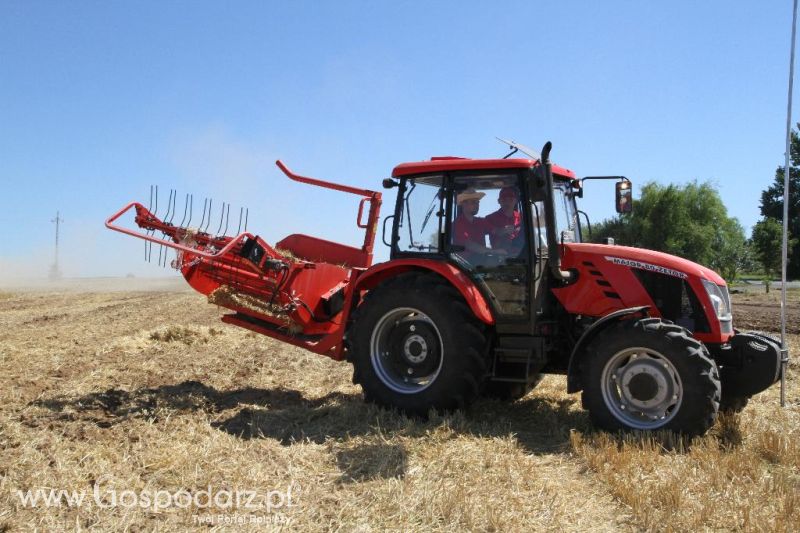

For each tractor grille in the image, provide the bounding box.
[633,270,710,333]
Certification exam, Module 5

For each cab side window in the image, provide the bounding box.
[448,174,529,316]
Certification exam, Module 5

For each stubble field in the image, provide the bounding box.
[0,279,798,531]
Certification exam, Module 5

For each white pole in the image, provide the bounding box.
[780,0,797,408]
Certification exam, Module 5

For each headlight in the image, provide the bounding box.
[701,279,732,320]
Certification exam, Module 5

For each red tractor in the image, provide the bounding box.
[107,141,782,435]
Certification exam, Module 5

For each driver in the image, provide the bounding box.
[486,186,523,256]
[453,189,507,261]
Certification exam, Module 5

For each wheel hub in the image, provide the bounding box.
[404,334,428,363]
[602,349,683,429]
[370,308,444,394]
[627,372,659,401]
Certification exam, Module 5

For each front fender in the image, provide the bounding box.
[353,259,494,325]
[566,306,651,393]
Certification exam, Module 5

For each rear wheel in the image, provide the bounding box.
[349,273,488,415]
[582,318,721,435]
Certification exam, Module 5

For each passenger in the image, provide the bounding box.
[453,189,506,261]
[486,186,523,255]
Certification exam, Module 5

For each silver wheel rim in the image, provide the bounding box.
[369,307,444,394]
[600,347,683,430]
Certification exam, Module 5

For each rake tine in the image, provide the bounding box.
[162,241,169,267]
[152,188,174,261]
[167,189,177,225]
[216,202,226,236]
[178,193,188,228]
[204,199,213,233]
[244,208,249,232]
[146,227,153,262]
[145,186,152,261]
[163,189,174,225]
[222,203,231,236]
[226,204,231,235]
[198,198,208,232]
[187,194,194,227]
[147,186,160,262]
[236,207,244,234]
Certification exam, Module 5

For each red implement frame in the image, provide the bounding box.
[106,161,382,360]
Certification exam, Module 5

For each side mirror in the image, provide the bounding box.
[615,181,632,213]
[382,178,398,189]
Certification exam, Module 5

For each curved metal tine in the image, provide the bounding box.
[178,193,189,228]
[203,199,213,232]
[216,201,226,236]
[236,207,244,234]
[162,240,170,267]
[244,208,249,232]
[222,203,230,236]
[145,186,151,261]
[146,185,160,262]
[181,193,192,228]
[167,189,178,225]
[198,198,208,233]
[163,189,175,225]
[187,194,193,227]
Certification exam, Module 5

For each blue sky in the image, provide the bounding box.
[0,1,796,279]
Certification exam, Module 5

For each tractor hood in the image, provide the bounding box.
[563,243,726,286]
[554,242,732,343]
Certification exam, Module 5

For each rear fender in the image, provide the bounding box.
[566,306,650,393]
[352,259,494,325]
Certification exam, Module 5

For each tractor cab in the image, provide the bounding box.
[385,155,581,327]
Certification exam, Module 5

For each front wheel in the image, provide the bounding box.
[582,318,721,435]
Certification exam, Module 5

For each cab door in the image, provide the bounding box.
[445,171,532,324]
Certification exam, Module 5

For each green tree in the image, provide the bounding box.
[591,214,631,245]
[761,126,800,278]
[751,217,797,291]
[710,218,749,282]
[591,181,747,281]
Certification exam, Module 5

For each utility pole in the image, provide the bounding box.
[779,0,798,407]
[49,211,63,280]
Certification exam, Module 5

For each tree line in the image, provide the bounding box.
[591,126,800,283]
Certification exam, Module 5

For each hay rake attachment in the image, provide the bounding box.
[139,187,249,268]
[106,161,381,359]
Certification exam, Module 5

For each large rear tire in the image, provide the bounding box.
[582,318,721,436]
[348,272,488,415]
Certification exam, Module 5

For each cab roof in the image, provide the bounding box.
[391,156,576,179]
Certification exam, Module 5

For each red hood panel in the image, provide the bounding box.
[552,242,731,343]
[564,243,726,285]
